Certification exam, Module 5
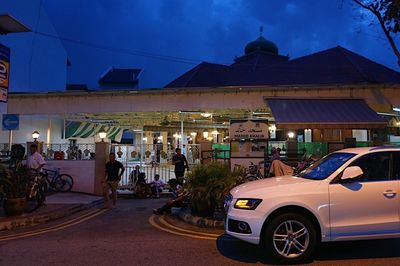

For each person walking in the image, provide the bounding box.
[172,148,189,185]
[102,152,125,208]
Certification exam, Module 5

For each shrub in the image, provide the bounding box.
[186,162,245,217]
[0,164,29,199]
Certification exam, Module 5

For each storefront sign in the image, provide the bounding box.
[0,43,10,103]
[229,119,269,140]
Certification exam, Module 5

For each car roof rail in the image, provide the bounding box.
[369,145,400,151]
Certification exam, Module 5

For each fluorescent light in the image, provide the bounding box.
[393,107,400,112]
[201,113,212,118]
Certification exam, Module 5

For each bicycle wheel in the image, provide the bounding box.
[54,174,74,192]
[247,175,257,181]
[25,185,46,213]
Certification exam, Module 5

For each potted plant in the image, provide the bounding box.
[186,162,245,218]
[0,164,29,216]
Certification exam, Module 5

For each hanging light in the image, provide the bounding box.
[288,132,295,139]
[99,131,107,142]
[203,131,209,138]
[32,130,40,141]
[211,129,219,135]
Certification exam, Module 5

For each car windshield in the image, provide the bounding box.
[297,152,356,180]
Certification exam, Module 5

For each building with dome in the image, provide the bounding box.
[1,34,400,169]
[166,35,400,88]
[1,33,400,194]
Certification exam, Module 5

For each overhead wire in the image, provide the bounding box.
[34,30,204,65]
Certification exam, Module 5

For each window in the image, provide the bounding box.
[393,152,400,180]
[297,152,356,180]
[349,152,392,182]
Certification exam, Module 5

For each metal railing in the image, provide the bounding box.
[118,163,175,187]
[0,143,95,161]
[43,143,96,160]
[111,143,200,188]
[110,143,201,165]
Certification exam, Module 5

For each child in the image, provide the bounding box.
[150,174,165,198]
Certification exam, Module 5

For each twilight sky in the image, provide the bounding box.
[43,0,399,89]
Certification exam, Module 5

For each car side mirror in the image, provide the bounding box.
[341,166,363,182]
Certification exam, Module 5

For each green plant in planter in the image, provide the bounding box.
[160,150,167,159]
[145,150,151,158]
[0,163,29,216]
[1,164,29,198]
[0,164,11,198]
[186,162,245,218]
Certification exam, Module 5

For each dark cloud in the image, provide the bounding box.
[43,0,399,89]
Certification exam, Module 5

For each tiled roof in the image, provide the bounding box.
[165,46,400,88]
[99,68,142,84]
[66,84,89,91]
[165,62,229,88]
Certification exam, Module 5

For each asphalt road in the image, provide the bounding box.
[0,198,400,266]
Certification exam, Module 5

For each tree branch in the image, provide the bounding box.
[353,0,400,66]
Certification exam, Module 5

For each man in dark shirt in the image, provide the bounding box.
[102,152,125,208]
[172,148,189,185]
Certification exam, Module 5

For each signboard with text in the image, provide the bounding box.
[229,119,269,140]
[0,43,10,103]
[229,119,269,157]
[229,119,269,176]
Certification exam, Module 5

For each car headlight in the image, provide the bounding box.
[234,198,262,210]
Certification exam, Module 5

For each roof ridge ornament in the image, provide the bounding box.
[259,25,263,37]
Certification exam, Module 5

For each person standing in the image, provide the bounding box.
[102,152,125,208]
[172,148,189,185]
[27,143,46,172]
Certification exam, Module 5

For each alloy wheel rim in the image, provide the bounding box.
[272,220,310,258]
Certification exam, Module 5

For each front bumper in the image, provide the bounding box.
[225,206,265,245]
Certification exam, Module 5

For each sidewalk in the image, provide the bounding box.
[0,192,102,231]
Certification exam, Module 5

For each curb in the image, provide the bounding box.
[0,199,103,231]
[175,207,225,229]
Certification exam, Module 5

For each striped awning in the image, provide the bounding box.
[64,121,123,141]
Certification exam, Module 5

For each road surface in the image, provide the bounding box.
[0,198,400,265]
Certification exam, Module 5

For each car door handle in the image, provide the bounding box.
[383,190,397,198]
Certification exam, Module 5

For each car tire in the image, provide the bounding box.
[262,212,318,264]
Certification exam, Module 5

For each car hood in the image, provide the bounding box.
[230,175,320,198]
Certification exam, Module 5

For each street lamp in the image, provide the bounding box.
[32,130,40,141]
[99,131,107,142]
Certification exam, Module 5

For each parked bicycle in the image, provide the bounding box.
[42,168,74,192]
[25,170,47,213]
[246,161,265,181]
[234,161,266,182]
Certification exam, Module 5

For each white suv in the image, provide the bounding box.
[225,146,400,264]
